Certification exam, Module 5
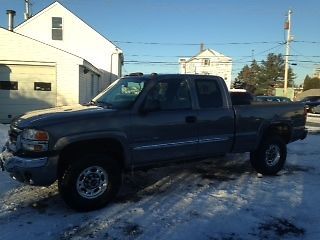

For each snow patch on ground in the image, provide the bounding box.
[0,124,9,149]
[1,123,320,240]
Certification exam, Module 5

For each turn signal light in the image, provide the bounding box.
[35,131,49,141]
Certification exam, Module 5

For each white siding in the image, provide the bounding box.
[0,28,83,106]
[179,49,232,89]
[15,2,122,77]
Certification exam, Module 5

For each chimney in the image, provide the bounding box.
[200,43,205,52]
[24,0,32,20]
[6,10,16,31]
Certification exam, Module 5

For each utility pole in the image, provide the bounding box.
[284,10,292,97]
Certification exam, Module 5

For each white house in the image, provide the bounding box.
[0,1,123,123]
[14,1,123,84]
[179,49,232,89]
[0,27,103,123]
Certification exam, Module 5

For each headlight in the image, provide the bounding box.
[22,129,49,141]
[21,129,49,152]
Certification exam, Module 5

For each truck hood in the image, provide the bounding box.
[12,104,110,129]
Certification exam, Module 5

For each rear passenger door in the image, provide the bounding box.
[193,78,234,156]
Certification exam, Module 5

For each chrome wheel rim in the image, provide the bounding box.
[265,144,281,167]
[76,166,108,199]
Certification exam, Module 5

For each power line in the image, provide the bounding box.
[290,46,320,65]
[126,54,251,58]
[113,40,283,46]
[125,53,320,59]
[293,40,320,44]
[124,44,285,65]
[113,39,320,46]
[234,43,285,63]
[124,60,264,65]
[289,60,320,64]
[124,44,287,66]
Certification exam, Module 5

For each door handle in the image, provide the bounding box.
[185,116,197,123]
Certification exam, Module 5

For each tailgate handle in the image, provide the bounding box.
[185,116,197,123]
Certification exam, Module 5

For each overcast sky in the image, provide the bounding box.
[1,0,319,84]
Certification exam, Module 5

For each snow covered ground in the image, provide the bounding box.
[1,124,320,240]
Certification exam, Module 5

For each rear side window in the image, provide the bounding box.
[195,79,222,108]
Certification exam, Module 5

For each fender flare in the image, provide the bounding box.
[53,131,131,168]
[255,120,293,149]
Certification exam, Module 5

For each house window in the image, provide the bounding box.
[0,81,18,90]
[203,59,210,66]
[34,82,51,91]
[52,17,63,40]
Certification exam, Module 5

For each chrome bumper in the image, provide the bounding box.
[1,148,48,171]
[0,146,58,186]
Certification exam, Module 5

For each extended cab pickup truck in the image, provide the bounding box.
[0,74,307,211]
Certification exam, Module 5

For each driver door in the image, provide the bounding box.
[128,77,198,166]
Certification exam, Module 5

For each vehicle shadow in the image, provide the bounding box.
[115,153,255,204]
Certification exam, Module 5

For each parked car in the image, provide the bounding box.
[310,104,320,114]
[0,74,307,211]
[256,96,292,103]
[300,96,320,113]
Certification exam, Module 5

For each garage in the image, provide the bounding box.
[0,63,56,123]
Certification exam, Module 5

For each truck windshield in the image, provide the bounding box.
[92,77,146,109]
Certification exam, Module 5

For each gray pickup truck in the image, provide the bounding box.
[1,74,307,211]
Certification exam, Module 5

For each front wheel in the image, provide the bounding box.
[250,136,287,175]
[58,154,121,211]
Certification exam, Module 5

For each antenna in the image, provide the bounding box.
[24,0,32,20]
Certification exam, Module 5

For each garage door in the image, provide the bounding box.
[0,64,56,123]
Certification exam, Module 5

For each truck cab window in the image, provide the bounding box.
[145,78,191,110]
[195,79,222,108]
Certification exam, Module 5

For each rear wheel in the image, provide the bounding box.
[58,154,121,211]
[250,135,287,175]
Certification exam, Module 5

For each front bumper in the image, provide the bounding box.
[0,146,58,186]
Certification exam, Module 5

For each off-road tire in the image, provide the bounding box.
[58,154,121,211]
[250,135,287,175]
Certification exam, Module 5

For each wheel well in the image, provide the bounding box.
[263,124,291,144]
[57,139,125,178]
